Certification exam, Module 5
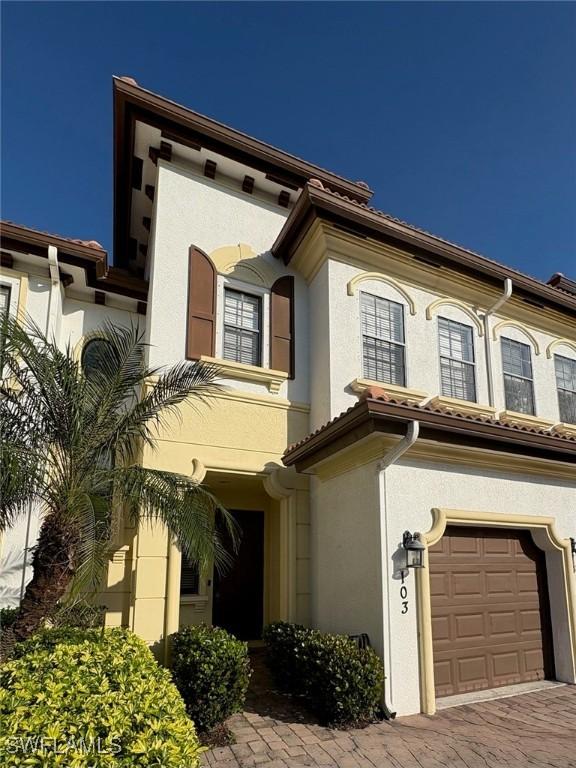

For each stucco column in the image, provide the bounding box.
[163,458,207,661]
[264,466,309,623]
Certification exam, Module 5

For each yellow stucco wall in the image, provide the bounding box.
[101,388,311,651]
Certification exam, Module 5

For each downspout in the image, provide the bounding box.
[377,420,420,720]
[19,247,61,604]
[46,245,60,340]
[483,278,512,407]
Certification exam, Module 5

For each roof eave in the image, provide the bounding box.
[282,398,576,472]
[272,185,576,316]
[112,77,373,269]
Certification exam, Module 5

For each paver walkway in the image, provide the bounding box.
[203,654,576,768]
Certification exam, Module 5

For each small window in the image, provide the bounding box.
[555,354,576,424]
[180,552,200,596]
[438,318,476,402]
[223,289,262,366]
[361,292,405,385]
[81,338,116,378]
[0,285,11,319]
[501,337,535,415]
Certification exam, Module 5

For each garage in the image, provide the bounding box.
[429,525,555,698]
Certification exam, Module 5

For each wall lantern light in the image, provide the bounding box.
[403,531,425,569]
[570,538,576,572]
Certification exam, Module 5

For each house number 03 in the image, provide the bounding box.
[400,571,409,614]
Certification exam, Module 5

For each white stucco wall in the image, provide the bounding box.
[147,161,310,404]
[310,465,386,658]
[310,455,576,717]
[312,258,575,428]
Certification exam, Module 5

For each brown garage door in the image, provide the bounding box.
[429,526,554,698]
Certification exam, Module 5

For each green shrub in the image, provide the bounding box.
[171,624,251,733]
[262,621,307,691]
[0,627,203,767]
[0,607,19,635]
[264,622,384,727]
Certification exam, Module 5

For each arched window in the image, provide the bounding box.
[81,337,116,378]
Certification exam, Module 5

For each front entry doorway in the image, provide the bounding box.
[213,510,264,641]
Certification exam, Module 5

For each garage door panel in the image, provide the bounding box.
[452,571,484,597]
[430,526,554,698]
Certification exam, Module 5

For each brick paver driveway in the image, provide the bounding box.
[203,682,576,768]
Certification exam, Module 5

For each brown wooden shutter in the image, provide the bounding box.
[270,275,295,378]
[186,246,216,359]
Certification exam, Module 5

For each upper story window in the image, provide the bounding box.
[361,292,405,386]
[223,288,262,367]
[438,317,476,402]
[0,285,11,319]
[501,337,535,415]
[555,354,576,424]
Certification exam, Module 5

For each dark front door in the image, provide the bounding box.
[213,510,264,641]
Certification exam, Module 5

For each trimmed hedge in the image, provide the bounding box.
[0,627,203,767]
[171,624,251,734]
[263,622,384,727]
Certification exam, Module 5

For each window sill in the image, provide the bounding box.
[428,395,497,419]
[551,422,576,438]
[350,378,427,405]
[498,410,555,431]
[201,355,288,393]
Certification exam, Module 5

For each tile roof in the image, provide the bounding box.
[1,220,105,252]
[283,388,576,464]
[308,180,573,291]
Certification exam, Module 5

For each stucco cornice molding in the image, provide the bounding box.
[263,465,308,500]
[347,272,417,314]
[425,298,483,335]
[492,320,541,355]
[190,458,207,484]
[546,338,576,360]
[210,244,281,288]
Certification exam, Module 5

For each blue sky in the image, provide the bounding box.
[2,2,575,280]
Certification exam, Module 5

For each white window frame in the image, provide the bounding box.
[215,276,270,368]
[0,274,21,319]
[360,291,407,387]
[554,353,576,425]
[500,336,536,416]
[437,316,477,403]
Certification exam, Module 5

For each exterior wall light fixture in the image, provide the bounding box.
[403,531,425,569]
[570,538,576,572]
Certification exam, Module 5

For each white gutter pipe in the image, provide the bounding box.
[46,245,60,341]
[483,278,513,407]
[377,420,420,718]
[19,246,61,602]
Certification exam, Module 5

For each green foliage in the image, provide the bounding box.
[0,316,238,649]
[0,608,19,634]
[51,600,106,629]
[171,624,251,733]
[263,622,384,727]
[0,627,203,767]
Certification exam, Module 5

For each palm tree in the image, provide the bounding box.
[0,316,237,657]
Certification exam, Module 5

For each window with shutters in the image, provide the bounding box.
[180,552,200,596]
[361,292,405,385]
[438,317,476,402]
[223,289,262,366]
[555,354,576,424]
[501,337,535,415]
